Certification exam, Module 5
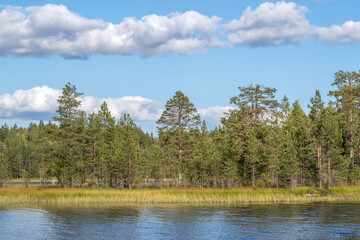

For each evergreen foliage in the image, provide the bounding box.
[157,91,201,185]
[1,71,360,188]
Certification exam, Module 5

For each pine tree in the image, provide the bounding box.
[230,84,278,132]
[157,91,200,185]
[225,84,278,186]
[329,70,360,177]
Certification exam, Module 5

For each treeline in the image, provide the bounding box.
[1,70,360,188]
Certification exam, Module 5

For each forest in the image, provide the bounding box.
[1,70,360,189]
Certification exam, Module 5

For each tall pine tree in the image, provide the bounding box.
[157,91,200,185]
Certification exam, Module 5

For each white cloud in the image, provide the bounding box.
[0,86,61,119]
[0,86,233,129]
[226,1,311,47]
[0,4,222,58]
[82,96,163,121]
[226,1,360,46]
[0,86,162,121]
[315,21,360,44]
[0,2,359,58]
[198,106,235,128]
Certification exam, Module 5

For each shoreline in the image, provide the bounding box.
[1,186,360,205]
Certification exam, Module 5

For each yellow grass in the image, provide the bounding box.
[0,185,359,205]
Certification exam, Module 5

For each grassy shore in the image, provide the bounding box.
[0,185,359,205]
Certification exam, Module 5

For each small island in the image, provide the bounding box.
[1,1,360,238]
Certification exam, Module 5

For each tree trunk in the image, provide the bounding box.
[327,148,331,188]
[300,158,304,186]
[252,157,255,187]
[178,108,182,186]
[276,143,279,189]
[349,111,354,175]
[246,108,249,139]
[254,88,259,135]
[251,95,255,126]
[359,117,360,168]
[128,148,132,189]
[317,136,322,188]
[93,134,96,185]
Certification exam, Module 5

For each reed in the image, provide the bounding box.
[0,185,359,205]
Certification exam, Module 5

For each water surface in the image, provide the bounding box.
[0,203,359,239]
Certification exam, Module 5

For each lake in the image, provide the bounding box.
[0,203,359,239]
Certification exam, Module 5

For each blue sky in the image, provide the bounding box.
[0,0,359,133]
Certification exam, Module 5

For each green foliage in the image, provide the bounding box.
[157,91,201,185]
[230,84,278,127]
[157,91,200,132]
[2,73,360,189]
[308,90,325,187]
[115,114,139,189]
[328,70,360,176]
[52,82,84,187]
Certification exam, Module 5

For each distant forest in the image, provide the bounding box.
[1,70,360,189]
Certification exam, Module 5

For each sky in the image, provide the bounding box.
[0,0,359,133]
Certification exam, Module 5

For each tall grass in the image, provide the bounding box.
[0,185,359,205]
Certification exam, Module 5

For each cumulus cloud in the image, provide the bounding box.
[225,1,360,47]
[198,106,234,129]
[315,21,360,44]
[0,4,222,58]
[0,86,61,119]
[226,1,311,47]
[0,2,359,57]
[0,86,234,129]
[0,86,162,121]
[82,96,162,121]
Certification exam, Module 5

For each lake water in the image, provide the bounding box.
[0,203,359,239]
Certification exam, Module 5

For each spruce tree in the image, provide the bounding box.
[87,112,101,186]
[245,128,260,187]
[321,105,343,187]
[308,90,324,187]
[0,141,9,187]
[98,102,116,187]
[283,101,312,187]
[52,82,83,187]
[116,114,139,189]
[142,143,165,187]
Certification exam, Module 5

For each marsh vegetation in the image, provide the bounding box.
[1,185,360,204]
